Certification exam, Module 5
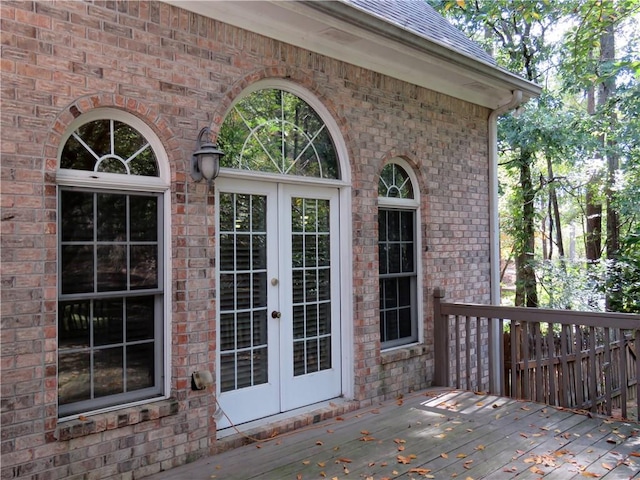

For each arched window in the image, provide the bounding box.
[218,89,339,179]
[56,109,168,418]
[378,160,420,349]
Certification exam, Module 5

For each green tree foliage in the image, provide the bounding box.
[431,0,640,312]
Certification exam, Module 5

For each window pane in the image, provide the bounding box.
[94,347,124,398]
[220,314,235,351]
[59,300,91,348]
[127,343,154,391]
[97,193,126,241]
[61,191,94,242]
[126,296,155,341]
[130,196,158,241]
[219,234,235,270]
[236,312,252,349]
[220,353,236,392]
[130,245,158,289]
[94,298,123,346]
[293,306,305,340]
[236,234,251,271]
[61,245,94,294]
[58,351,91,404]
[97,245,127,291]
[252,272,267,307]
[252,235,266,269]
[306,304,318,337]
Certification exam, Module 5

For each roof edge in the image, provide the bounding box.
[302,0,542,101]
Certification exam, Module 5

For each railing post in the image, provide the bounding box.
[433,288,449,387]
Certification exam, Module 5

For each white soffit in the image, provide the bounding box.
[164,1,541,109]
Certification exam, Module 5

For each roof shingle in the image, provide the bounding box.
[341,0,496,65]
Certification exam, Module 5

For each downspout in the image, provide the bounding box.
[488,89,523,393]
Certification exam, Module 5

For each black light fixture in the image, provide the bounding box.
[191,127,224,184]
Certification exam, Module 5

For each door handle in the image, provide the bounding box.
[271,311,281,319]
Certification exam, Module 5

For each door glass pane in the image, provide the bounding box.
[219,192,269,392]
[291,197,332,376]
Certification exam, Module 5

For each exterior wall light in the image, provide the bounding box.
[191,127,224,184]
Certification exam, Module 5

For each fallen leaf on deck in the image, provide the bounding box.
[318,462,326,467]
[361,430,370,435]
[409,468,432,474]
[296,474,302,480]
[529,466,545,474]
[360,436,376,442]
[463,460,473,469]
[336,416,344,421]
[381,461,388,467]
[457,453,467,458]
[397,455,412,464]
[503,467,518,473]
[630,452,640,457]
[602,463,613,470]
[475,445,485,450]
[316,441,324,446]
[441,453,449,459]
[580,472,601,478]
[337,458,352,463]
[302,460,310,465]
[398,445,405,451]
[395,438,406,444]
[519,432,528,438]
[327,429,334,433]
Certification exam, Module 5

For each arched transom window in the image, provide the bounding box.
[61,119,159,176]
[219,89,339,179]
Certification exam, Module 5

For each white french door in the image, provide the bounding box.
[216,179,342,429]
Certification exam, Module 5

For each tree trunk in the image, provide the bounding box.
[600,23,620,310]
[515,151,538,307]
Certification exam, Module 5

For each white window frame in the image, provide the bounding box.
[378,158,423,351]
[56,108,172,420]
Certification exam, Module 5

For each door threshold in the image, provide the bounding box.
[215,397,359,449]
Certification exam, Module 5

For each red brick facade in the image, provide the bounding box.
[1,1,491,478]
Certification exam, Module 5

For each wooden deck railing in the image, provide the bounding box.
[433,288,640,420]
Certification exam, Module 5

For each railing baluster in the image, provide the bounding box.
[522,321,530,400]
[455,315,461,390]
[510,320,517,398]
[499,318,505,397]
[560,324,570,407]
[465,315,471,391]
[476,316,482,391]
[534,322,542,403]
[603,328,612,416]
[635,329,640,422]
[620,332,628,419]
[575,326,584,409]
[488,317,494,393]
[547,323,556,405]
[589,326,597,414]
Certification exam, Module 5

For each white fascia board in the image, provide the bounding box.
[164,1,541,109]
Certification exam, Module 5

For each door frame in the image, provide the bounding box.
[214,173,354,429]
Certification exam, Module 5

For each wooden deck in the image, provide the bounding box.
[146,390,640,480]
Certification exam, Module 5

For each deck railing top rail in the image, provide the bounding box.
[434,288,640,329]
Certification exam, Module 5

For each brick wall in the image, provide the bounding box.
[1,1,491,478]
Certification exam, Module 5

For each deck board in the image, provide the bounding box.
[146,389,640,480]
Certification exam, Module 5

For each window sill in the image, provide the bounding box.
[381,344,427,364]
[56,398,179,441]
